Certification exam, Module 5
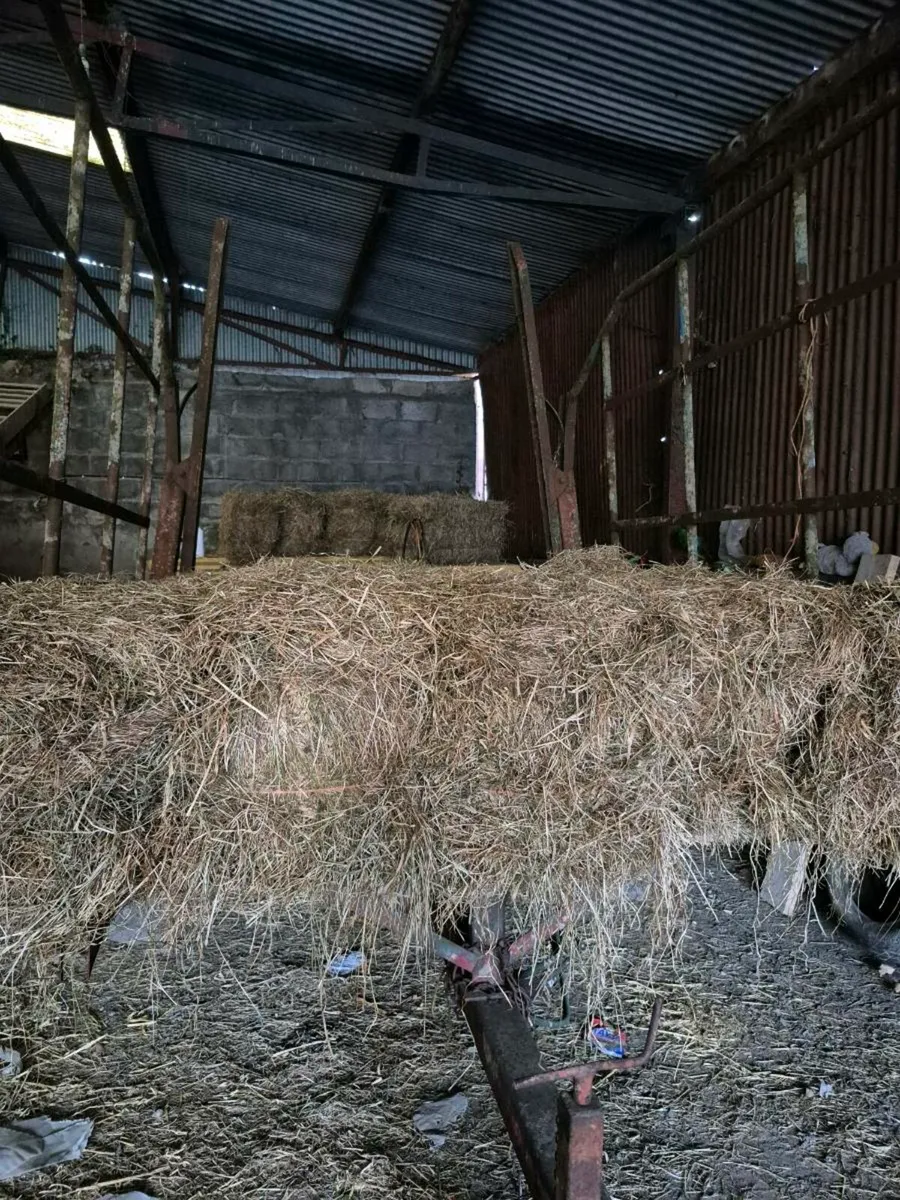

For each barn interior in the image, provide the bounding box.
[2,2,900,1198]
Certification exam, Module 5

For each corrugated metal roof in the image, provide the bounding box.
[0,0,894,352]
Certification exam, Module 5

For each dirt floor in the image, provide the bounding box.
[2,856,899,1199]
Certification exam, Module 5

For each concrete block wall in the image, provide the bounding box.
[0,359,475,579]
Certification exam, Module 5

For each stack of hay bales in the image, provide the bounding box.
[218,488,508,564]
[3,547,900,992]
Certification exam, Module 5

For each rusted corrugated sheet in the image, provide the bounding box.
[480,232,670,560]
[481,65,900,561]
[694,64,900,557]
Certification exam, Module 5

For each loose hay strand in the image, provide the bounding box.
[2,548,900,1006]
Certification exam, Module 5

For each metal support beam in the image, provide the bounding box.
[600,335,619,546]
[669,256,698,564]
[117,115,653,209]
[99,213,136,576]
[792,171,818,577]
[34,0,167,282]
[180,217,230,572]
[135,297,163,579]
[1,3,681,212]
[0,457,148,526]
[333,0,476,335]
[568,80,900,403]
[41,98,89,577]
[612,485,900,531]
[0,134,159,388]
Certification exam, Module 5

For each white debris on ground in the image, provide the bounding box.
[1,856,899,1199]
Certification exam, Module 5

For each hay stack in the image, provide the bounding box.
[380,494,509,564]
[323,489,384,557]
[217,488,508,564]
[3,548,900,988]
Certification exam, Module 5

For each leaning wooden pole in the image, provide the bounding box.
[180,216,230,572]
[42,98,90,577]
[147,273,184,578]
[99,213,137,576]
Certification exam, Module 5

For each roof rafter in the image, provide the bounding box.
[332,0,476,336]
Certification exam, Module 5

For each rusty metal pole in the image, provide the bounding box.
[672,256,699,563]
[99,213,136,576]
[135,290,163,579]
[180,216,230,572]
[600,333,619,547]
[147,272,184,578]
[41,97,90,577]
[792,171,819,577]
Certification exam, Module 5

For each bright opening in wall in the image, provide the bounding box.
[473,377,488,500]
[0,103,131,172]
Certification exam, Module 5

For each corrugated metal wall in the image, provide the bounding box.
[479,65,900,561]
[1,246,475,373]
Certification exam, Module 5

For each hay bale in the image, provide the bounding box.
[219,489,326,562]
[389,494,507,564]
[218,490,283,565]
[323,489,385,557]
[278,491,326,557]
[3,547,900,994]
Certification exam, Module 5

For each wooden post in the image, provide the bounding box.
[792,171,819,577]
[42,98,90,577]
[135,287,164,579]
[600,333,619,546]
[147,272,184,579]
[99,213,137,576]
[508,242,561,555]
[672,256,698,563]
[180,216,230,572]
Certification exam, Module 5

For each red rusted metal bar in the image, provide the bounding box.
[217,310,334,370]
[792,171,819,577]
[180,217,230,573]
[99,213,137,576]
[613,485,900,530]
[515,998,663,1096]
[9,261,151,354]
[41,98,90,577]
[8,256,469,374]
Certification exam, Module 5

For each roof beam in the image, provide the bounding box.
[705,4,900,181]
[1,2,683,212]
[115,115,660,208]
[333,0,475,335]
